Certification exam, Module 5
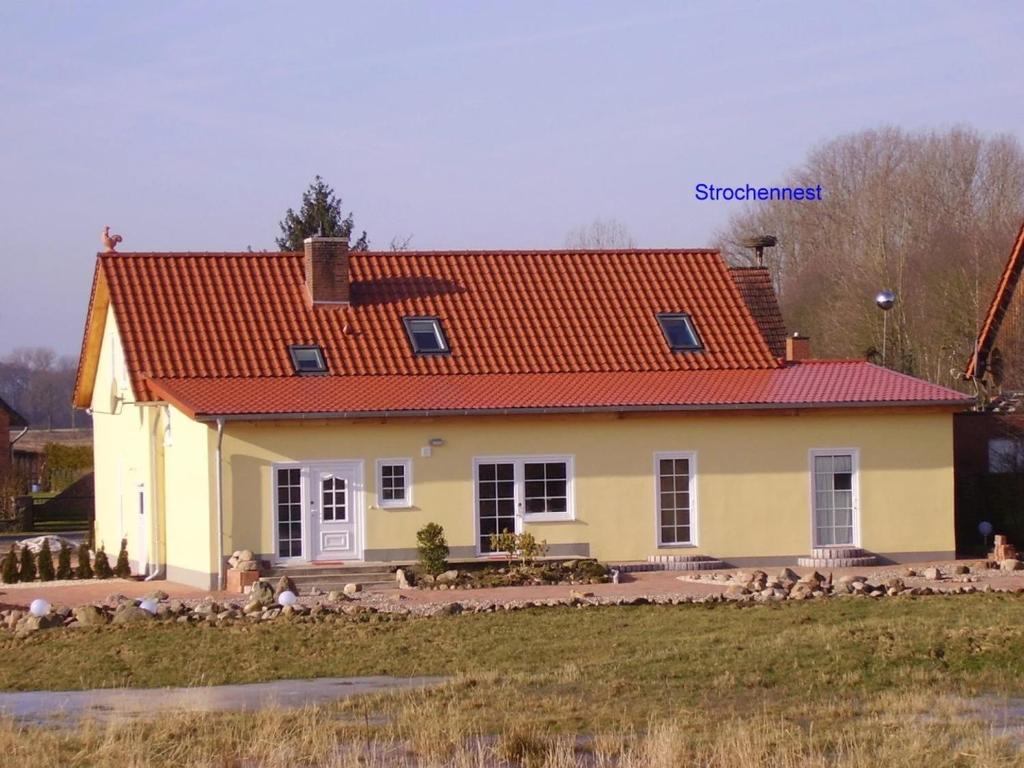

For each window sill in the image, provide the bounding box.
[657,542,697,549]
[523,513,575,523]
[374,504,416,511]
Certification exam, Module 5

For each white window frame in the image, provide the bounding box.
[271,463,308,563]
[808,448,861,549]
[472,454,575,553]
[653,451,699,547]
[376,458,413,508]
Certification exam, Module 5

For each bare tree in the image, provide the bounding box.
[0,348,86,429]
[564,217,637,249]
[389,234,414,252]
[718,126,1024,387]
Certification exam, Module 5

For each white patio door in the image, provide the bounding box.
[309,463,362,562]
[811,451,859,548]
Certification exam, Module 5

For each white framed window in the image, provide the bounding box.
[377,458,413,508]
[273,464,306,560]
[473,455,575,545]
[988,438,1024,474]
[810,449,859,548]
[654,452,698,546]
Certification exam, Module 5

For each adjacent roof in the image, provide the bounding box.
[0,396,27,428]
[10,428,93,455]
[150,362,971,421]
[729,267,787,358]
[967,221,1024,378]
[74,246,970,418]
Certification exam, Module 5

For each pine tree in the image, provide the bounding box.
[114,538,131,578]
[18,545,36,583]
[276,176,369,251]
[37,539,55,581]
[94,547,113,579]
[1,545,18,584]
[56,541,72,580]
[76,542,93,579]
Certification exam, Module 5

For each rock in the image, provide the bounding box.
[250,580,275,606]
[243,601,262,614]
[838,574,866,584]
[569,589,594,600]
[395,568,412,590]
[104,593,129,607]
[798,571,825,586]
[724,585,749,600]
[73,605,107,626]
[235,560,259,572]
[952,564,970,575]
[733,570,753,585]
[274,576,298,599]
[904,568,918,577]
[326,590,346,602]
[5,610,23,630]
[776,568,799,584]
[922,567,942,580]
[343,583,361,596]
[144,590,169,602]
[436,569,460,585]
[193,599,221,616]
[237,549,254,562]
[112,605,152,624]
[850,580,868,592]
[1000,559,1023,572]
[884,578,905,593]
[227,555,239,568]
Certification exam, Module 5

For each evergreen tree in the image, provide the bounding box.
[56,541,72,580]
[17,545,36,583]
[76,542,93,579]
[37,539,55,581]
[276,176,368,251]
[94,547,113,579]
[114,538,131,578]
[1,545,18,584]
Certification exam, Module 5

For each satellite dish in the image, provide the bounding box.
[875,290,896,311]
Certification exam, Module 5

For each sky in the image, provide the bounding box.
[1,1,1022,356]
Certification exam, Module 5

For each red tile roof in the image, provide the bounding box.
[73,246,970,416]
[78,249,779,404]
[966,221,1024,378]
[148,361,970,420]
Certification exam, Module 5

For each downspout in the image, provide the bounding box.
[9,426,28,466]
[215,417,225,591]
[144,406,164,581]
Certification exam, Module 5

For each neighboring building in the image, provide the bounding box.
[957,222,1024,553]
[10,428,93,489]
[0,397,28,479]
[73,237,970,589]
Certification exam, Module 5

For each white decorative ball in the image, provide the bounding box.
[139,598,158,614]
[29,598,50,617]
[278,590,297,606]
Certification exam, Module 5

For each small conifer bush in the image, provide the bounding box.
[114,538,131,578]
[416,523,450,576]
[76,542,94,580]
[37,539,55,582]
[1,545,18,584]
[56,541,73,580]
[18,545,36,583]
[94,547,113,579]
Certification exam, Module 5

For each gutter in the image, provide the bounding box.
[185,398,974,423]
[9,425,28,462]
[215,417,225,591]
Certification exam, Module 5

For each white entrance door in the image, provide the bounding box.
[310,464,362,562]
[811,451,859,547]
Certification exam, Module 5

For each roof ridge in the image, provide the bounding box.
[100,248,722,258]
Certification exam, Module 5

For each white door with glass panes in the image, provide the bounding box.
[310,464,361,561]
[811,451,858,547]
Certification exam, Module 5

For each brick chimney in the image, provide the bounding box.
[303,236,350,304]
[785,333,811,362]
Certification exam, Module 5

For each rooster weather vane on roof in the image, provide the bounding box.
[101,226,123,253]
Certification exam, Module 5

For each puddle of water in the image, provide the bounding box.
[0,676,445,725]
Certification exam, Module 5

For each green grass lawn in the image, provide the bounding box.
[3,596,1024,765]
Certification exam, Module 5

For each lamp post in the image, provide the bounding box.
[875,290,896,367]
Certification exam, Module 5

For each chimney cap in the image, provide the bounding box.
[302,235,349,244]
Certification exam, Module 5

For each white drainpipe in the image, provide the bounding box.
[144,406,165,581]
[215,418,226,590]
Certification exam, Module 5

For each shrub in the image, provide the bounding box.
[489,530,519,568]
[517,532,548,567]
[37,539,55,581]
[94,547,113,579]
[56,541,73,580]
[1,545,17,584]
[114,538,131,578]
[76,542,93,579]
[416,523,450,576]
[18,545,36,583]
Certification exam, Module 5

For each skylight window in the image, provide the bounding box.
[289,345,327,374]
[403,317,450,355]
[657,313,703,352]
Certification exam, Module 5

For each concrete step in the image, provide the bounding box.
[797,547,878,568]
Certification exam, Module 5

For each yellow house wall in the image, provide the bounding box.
[216,408,955,572]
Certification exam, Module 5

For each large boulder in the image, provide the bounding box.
[435,569,460,585]
[343,583,361,596]
[922,567,942,581]
[112,605,152,624]
[250,580,275,606]
[73,604,108,627]
[776,568,799,584]
[1000,559,1023,572]
[274,575,298,599]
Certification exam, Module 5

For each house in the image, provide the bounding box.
[10,428,93,489]
[73,236,971,589]
[0,396,28,479]
[957,221,1024,553]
